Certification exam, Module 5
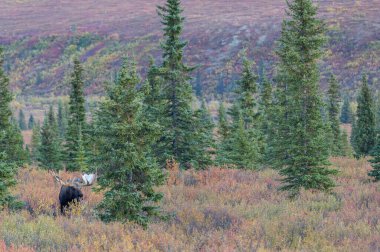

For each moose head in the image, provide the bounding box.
[49,171,96,214]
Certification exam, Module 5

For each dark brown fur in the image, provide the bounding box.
[59,185,83,214]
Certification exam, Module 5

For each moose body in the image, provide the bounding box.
[59,185,83,213]
[49,171,96,214]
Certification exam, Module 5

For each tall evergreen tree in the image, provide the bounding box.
[273,0,337,196]
[260,73,273,136]
[66,59,87,171]
[0,153,17,210]
[217,111,260,169]
[31,123,41,162]
[57,100,67,138]
[260,73,273,163]
[0,48,25,166]
[18,109,27,130]
[93,60,165,227]
[156,0,207,168]
[0,47,25,209]
[216,57,261,169]
[193,99,215,168]
[142,58,164,125]
[351,74,375,158]
[195,70,202,97]
[38,106,62,170]
[235,57,259,126]
[28,114,35,130]
[74,126,88,171]
[374,92,380,135]
[217,101,229,139]
[340,95,352,124]
[369,136,380,181]
[327,74,345,156]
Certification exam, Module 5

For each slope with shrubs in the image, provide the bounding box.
[2,0,379,97]
[0,157,379,251]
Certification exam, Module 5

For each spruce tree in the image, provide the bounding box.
[93,60,165,227]
[273,0,337,196]
[216,57,261,169]
[0,153,17,210]
[195,70,202,97]
[193,99,215,168]
[369,140,380,181]
[28,114,35,130]
[0,47,25,166]
[352,74,375,158]
[217,101,229,139]
[340,130,352,157]
[340,95,352,124]
[235,57,259,126]
[57,100,67,138]
[31,123,41,162]
[327,74,345,156]
[260,73,272,134]
[374,93,380,133]
[156,0,207,168]
[38,106,62,170]
[0,47,22,208]
[18,109,27,130]
[66,59,87,171]
[142,58,164,125]
[217,112,260,169]
[259,73,273,163]
[75,126,88,171]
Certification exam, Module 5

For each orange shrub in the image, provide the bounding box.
[0,158,379,251]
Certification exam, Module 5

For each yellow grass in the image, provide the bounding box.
[0,157,379,251]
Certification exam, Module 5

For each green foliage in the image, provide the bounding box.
[0,48,26,166]
[327,74,347,156]
[259,73,273,163]
[273,0,337,196]
[374,92,380,136]
[260,73,272,132]
[217,111,261,169]
[351,74,375,158]
[217,57,261,169]
[0,48,24,210]
[28,114,35,130]
[142,58,164,125]
[192,99,215,168]
[18,109,27,130]
[195,71,202,97]
[66,59,87,171]
[156,0,209,169]
[57,100,67,138]
[340,95,352,124]
[340,130,353,157]
[369,143,380,181]
[217,101,229,139]
[31,123,41,162]
[0,153,17,210]
[93,60,165,227]
[74,126,88,171]
[38,106,62,170]
[236,57,259,127]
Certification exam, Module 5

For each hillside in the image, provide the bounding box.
[1,0,379,96]
[0,158,379,251]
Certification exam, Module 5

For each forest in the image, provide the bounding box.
[0,0,379,251]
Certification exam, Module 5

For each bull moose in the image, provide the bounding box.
[49,171,96,214]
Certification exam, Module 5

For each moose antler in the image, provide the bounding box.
[49,170,96,189]
[49,170,68,186]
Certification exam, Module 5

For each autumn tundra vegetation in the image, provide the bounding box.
[0,0,379,251]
